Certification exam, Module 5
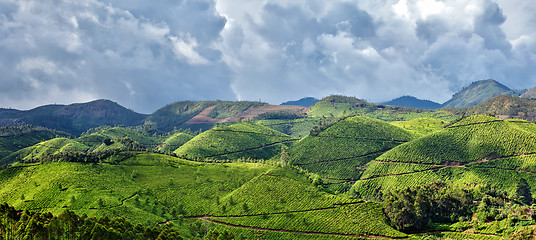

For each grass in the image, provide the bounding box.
[175,122,296,160]
[257,118,318,138]
[377,115,536,164]
[0,153,408,238]
[0,153,272,225]
[390,118,448,138]
[288,116,413,181]
[157,132,193,152]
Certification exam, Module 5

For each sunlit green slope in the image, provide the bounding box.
[287,116,413,192]
[352,115,536,199]
[175,122,297,160]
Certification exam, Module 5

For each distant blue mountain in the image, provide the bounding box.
[281,97,319,107]
[383,96,441,110]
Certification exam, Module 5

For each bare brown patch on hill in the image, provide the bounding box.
[185,105,308,125]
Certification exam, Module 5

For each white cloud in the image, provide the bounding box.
[0,0,535,112]
[169,34,209,65]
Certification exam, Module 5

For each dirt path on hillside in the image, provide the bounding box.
[203,139,298,158]
[295,149,392,166]
[204,218,404,239]
[210,129,298,138]
[359,152,536,181]
[309,135,409,143]
[184,202,363,219]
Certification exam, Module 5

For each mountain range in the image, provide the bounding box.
[1,79,534,136]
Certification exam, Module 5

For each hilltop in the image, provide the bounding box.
[175,122,295,160]
[0,99,147,135]
[383,96,441,109]
[441,79,525,108]
[280,97,319,107]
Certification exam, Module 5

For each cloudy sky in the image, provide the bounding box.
[0,0,535,113]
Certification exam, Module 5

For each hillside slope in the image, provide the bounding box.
[521,87,536,99]
[452,95,536,121]
[147,101,307,132]
[175,122,296,160]
[288,116,413,192]
[352,115,536,199]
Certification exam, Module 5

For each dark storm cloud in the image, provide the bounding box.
[0,0,535,111]
[0,0,234,113]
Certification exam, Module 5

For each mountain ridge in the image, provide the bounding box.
[383,95,441,109]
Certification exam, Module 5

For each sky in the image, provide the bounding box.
[0,0,535,113]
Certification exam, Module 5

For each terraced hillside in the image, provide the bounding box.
[0,152,408,239]
[157,132,193,152]
[202,168,406,239]
[287,116,413,192]
[352,115,536,199]
[175,122,297,160]
[389,118,447,138]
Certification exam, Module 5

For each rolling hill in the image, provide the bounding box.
[0,99,147,135]
[287,116,413,192]
[383,96,441,109]
[147,100,308,132]
[0,152,408,239]
[280,97,319,107]
[174,122,297,160]
[352,115,536,200]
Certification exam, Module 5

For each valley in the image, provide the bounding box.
[3,80,536,239]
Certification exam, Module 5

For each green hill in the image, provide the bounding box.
[77,126,163,150]
[389,118,447,138]
[352,115,536,199]
[0,152,409,239]
[0,99,147,135]
[287,116,413,191]
[175,122,296,160]
[157,132,193,152]
[0,125,69,160]
[208,167,406,239]
[442,79,523,108]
